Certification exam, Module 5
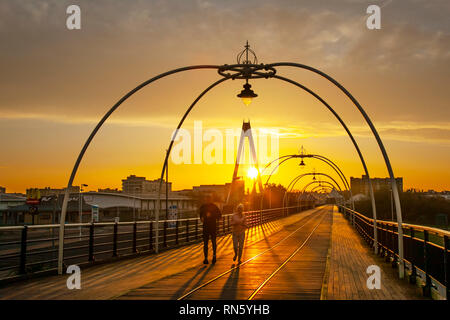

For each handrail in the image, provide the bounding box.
[343,206,450,237]
[339,205,449,300]
[0,204,313,282]
[0,206,300,231]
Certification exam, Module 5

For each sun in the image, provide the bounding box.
[247,167,259,179]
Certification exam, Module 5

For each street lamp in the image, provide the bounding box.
[236,41,258,106]
[237,81,258,106]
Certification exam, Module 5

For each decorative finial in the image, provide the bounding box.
[299,145,306,156]
[237,41,258,64]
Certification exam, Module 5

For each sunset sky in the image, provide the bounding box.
[0,0,449,193]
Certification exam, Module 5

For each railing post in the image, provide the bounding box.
[391,224,397,268]
[443,235,449,300]
[149,221,153,251]
[409,228,416,284]
[422,230,431,297]
[227,215,230,232]
[222,216,225,235]
[132,222,137,253]
[88,223,94,262]
[186,219,189,243]
[195,219,199,240]
[163,221,167,247]
[379,223,384,257]
[113,222,118,257]
[175,220,179,245]
[386,224,392,262]
[19,226,28,274]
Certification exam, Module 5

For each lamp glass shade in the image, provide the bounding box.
[241,97,253,106]
[237,83,257,106]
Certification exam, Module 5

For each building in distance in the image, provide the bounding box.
[350,175,403,195]
[122,175,171,194]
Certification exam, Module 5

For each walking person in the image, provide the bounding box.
[231,203,247,264]
[199,194,222,264]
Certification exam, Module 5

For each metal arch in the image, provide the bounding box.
[62,57,403,276]
[260,153,354,209]
[270,63,403,276]
[57,65,226,274]
[286,181,336,212]
[301,180,337,193]
[264,157,294,186]
[260,155,294,176]
[263,154,348,189]
[271,74,379,256]
[155,75,241,253]
[310,155,350,189]
[310,154,354,209]
[310,185,333,193]
[282,172,342,211]
[290,173,342,192]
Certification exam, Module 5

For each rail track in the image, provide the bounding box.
[177,206,331,300]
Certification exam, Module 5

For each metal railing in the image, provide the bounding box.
[0,204,313,282]
[339,206,449,300]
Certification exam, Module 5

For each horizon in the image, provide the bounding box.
[1,0,449,193]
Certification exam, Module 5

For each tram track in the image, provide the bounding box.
[177,206,331,300]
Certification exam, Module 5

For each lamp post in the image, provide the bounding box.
[79,184,88,239]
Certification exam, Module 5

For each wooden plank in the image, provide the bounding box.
[326,207,426,300]
[117,208,333,300]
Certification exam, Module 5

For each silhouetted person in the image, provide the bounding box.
[231,203,247,264]
[199,194,221,264]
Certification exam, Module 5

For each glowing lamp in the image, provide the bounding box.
[237,83,257,106]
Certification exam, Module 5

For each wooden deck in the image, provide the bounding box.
[0,207,320,300]
[0,205,426,300]
[117,206,332,300]
[324,207,426,300]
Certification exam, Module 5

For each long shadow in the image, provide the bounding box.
[218,264,241,300]
[170,265,210,299]
[171,263,215,299]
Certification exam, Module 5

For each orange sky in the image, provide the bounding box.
[0,0,449,193]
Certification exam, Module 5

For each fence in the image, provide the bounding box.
[0,204,312,282]
[339,206,449,300]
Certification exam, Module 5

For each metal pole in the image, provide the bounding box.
[79,186,82,239]
[57,65,224,274]
[272,75,379,257]
[391,188,394,221]
[156,76,237,255]
[166,154,169,220]
[271,63,402,277]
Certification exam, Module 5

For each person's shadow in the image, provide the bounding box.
[218,264,241,299]
[171,264,214,299]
